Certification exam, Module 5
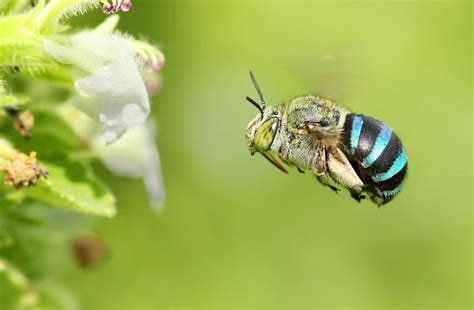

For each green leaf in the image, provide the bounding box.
[2,206,44,226]
[36,283,78,310]
[0,259,38,309]
[0,94,29,107]
[30,109,84,150]
[0,270,24,310]
[0,230,14,249]
[0,108,86,155]
[12,158,116,218]
[0,0,31,15]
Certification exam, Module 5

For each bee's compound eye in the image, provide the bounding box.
[254,118,279,152]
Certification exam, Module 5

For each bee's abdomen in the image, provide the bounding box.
[341,114,407,204]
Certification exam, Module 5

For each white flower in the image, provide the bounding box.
[95,122,165,210]
[57,103,166,210]
[43,30,149,144]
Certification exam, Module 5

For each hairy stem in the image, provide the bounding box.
[0,9,49,70]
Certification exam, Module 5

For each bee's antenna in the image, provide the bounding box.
[249,70,266,108]
[246,96,263,114]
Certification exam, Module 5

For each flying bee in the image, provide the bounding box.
[245,71,407,205]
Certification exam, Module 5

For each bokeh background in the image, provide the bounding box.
[64,1,472,308]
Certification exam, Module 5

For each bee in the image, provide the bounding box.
[245,71,407,205]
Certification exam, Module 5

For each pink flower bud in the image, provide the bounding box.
[102,0,133,14]
[121,0,132,12]
[102,3,113,14]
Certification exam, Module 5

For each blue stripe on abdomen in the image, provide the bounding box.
[350,116,363,154]
[372,149,407,182]
[382,181,405,197]
[362,125,392,168]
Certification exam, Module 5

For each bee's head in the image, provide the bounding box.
[245,71,287,173]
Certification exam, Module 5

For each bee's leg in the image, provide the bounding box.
[311,147,327,176]
[278,135,307,174]
[326,147,364,197]
[311,148,338,193]
[316,174,340,193]
[350,190,366,203]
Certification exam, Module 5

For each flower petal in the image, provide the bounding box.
[43,31,150,144]
[97,122,165,209]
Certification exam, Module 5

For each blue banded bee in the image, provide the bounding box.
[245,71,407,205]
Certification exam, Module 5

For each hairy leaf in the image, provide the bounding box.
[15,158,116,218]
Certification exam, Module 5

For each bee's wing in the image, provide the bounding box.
[306,50,364,102]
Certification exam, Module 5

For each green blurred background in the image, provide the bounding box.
[64,1,472,308]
